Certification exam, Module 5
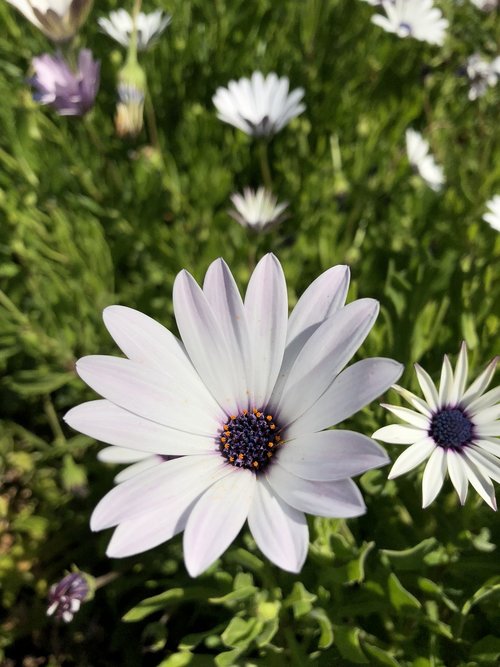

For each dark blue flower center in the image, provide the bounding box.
[398,22,413,37]
[218,408,282,472]
[429,408,473,450]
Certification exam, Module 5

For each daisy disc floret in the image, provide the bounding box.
[98,8,171,51]
[212,72,305,138]
[5,0,93,42]
[374,343,500,509]
[229,187,288,232]
[483,195,500,232]
[406,129,445,191]
[65,255,403,576]
[371,0,448,46]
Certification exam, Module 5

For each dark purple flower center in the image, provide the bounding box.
[218,408,282,472]
[429,408,473,450]
[398,21,413,37]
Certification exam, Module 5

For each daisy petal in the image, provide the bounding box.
[392,384,433,417]
[286,358,403,437]
[415,363,439,411]
[422,447,447,507]
[470,404,500,424]
[460,455,497,510]
[244,254,288,408]
[465,446,500,484]
[65,400,213,455]
[466,386,500,415]
[461,356,498,405]
[183,468,256,576]
[114,456,164,484]
[248,478,308,573]
[446,450,468,505]
[276,299,379,424]
[438,355,454,407]
[473,438,500,458]
[278,430,389,481]
[475,422,500,437]
[380,404,430,429]
[75,358,223,435]
[97,445,152,463]
[388,437,436,479]
[91,455,228,530]
[267,464,366,518]
[449,342,468,404]
[372,424,426,444]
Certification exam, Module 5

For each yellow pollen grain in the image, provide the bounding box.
[238,453,244,460]
[275,435,281,442]
[270,424,276,430]
[268,442,274,448]
[267,452,273,458]
[252,461,259,468]
[242,409,248,415]
[220,436,226,443]
[266,415,272,421]
[229,456,235,462]
[223,424,229,431]
[256,411,262,417]
[230,415,236,420]
[224,444,229,450]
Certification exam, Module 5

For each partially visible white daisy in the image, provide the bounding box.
[470,0,499,11]
[374,343,500,509]
[465,54,500,101]
[229,187,288,232]
[213,72,305,138]
[406,129,445,192]
[5,0,93,42]
[98,9,171,51]
[65,254,403,576]
[483,195,500,232]
[371,0,449,46]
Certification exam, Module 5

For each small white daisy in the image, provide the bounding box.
[5,0,92,42]
[406,129,445,192]
[98,9,171,51]
[371,0,449,46]
[229,187,288,232]
[212,72,305,138]
[483,195,500,232]
[470,0,499,11]
[465,54,500,101]
[65,255,403,576]
[374,343,500,509]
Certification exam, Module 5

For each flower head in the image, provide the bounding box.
[114,57,147,137]
[470,0,499,11]
[371,0,448,46]
[406,129,444,191]
[483,195,500,232]
[47,572,89,622]
[465,54,500,101]
[213,72,305,138]
[65,255,402,576]
[374,343,500,509]
[98,8,171,51]
[6,0,93,42]
[229,187,288,232]
[31,49,100,116]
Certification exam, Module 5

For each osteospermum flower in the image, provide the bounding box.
[374,343,500,509]
[229,187,288,232]
[5,0,93,42]
[212,72,305,138]
[98,8,171,51]
[465,54,500,100]
[31,49,100,116]
[406,129,444,191]
[483,195,500,232]
[65,255,403,576]
[371,0,448,46]
[47,572,89,622]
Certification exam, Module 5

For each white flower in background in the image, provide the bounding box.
[5,0,93,42]
[229,187,288,232]
[465,54,500,100]
[98,9,171,51]
[374,343,500,510]
[406,129,445,192]
[483,195,500,232]
[213,72,305,138]
[470,0,499,11]
[371,0,448,46]
[65,255,403,576]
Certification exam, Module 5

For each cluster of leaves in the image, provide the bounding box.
[0,0,499,665]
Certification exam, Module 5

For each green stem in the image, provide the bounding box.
[144,89,161,154]
[44,395,66,444]
[258,140,273,190]
[128,0,143,65]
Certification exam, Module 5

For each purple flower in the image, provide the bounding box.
[47,572,89,623]
[31,49,100,116]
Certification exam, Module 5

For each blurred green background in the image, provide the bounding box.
[0,0,499,665]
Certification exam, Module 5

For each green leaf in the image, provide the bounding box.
[380,538,439,571]
[221,617,262,649]
[387,573,421,613]
[470,636,500,664]
[209,586,258,605]
[362,642,401,667]
[284,582,317,618]
[309,608,334,649]
[123,587,217,622]
[333,626,368,664]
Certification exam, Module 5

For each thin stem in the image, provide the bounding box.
[44,395,66,444]
[128,0,143,64]
[257,140,273,190]
[94,571,120,590]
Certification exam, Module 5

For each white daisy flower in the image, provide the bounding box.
[98,9,171,51]
[465,54,500,101]
[229,187,288,232]
[65,255,403,576]
[406,129,445,192]
[483,195,500,232]
[212,72,305,138]
[371,0,449,46]
[470,0,499,11]
[374,343,500,510]
[5,0,93,42]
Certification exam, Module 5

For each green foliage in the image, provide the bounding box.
[0,0,499,665]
